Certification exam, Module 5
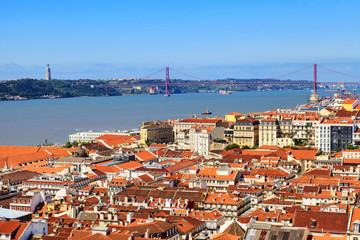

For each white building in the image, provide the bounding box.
[189,125,224,158]
[292,115,321,146]
[69,130,140,142]
[173,118,222,143]
[10,189,50,212]
[316,118,355,153]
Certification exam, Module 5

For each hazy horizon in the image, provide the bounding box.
[1,1,359,81]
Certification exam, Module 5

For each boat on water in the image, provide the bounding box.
[219,90,232,95]
[201,108,212,115]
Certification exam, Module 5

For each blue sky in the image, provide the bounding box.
[0,0,359,81]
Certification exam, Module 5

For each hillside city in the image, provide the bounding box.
[3,93,360,240]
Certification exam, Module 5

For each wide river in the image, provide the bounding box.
[0,90,324,146]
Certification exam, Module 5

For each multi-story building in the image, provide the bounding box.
[224,128,234,143]
[140,121,173,145]
[203,192,250,219]
[69,130,139,142]
[173,118,222,141]
[342,99,360,111]
[259,117,278,146]
[224,112,245,125]
[292,114,321,146]
[10,189,50,212]
[276,116,294,147]
[353,127,360,145]
[233,118,259,147]
[316,117,355,153]
[189,125,224,157]
[185,166,241,191]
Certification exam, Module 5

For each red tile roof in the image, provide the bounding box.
[293,211,349,233]
[135,151,157,162]
[178,118,221,124]
[321,117,354,125]
[304,169,331,176]
[0,221,21,234]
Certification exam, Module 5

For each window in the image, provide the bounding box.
[354,222,360,233]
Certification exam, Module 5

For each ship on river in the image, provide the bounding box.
[219,90,232,95]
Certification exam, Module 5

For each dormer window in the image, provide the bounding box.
[311,219,316,227]
[353,220,360,233]
[265,217,270,222]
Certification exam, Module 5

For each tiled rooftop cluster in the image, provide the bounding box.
[2,97,360,239]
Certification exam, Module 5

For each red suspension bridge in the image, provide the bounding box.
[96,64,360,96]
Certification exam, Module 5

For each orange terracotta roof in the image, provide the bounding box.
[293,211,349,233]
[149,143,167,148]
[183,167,238,181]
[304,169,331,176]
[321,117,354,125]
[135,151,157,162]
[115,161,143,170]
[288,149,317,160]
[343,99,356,105]
[226,112,244,116]
[178,118,221,124]
[343,159,360,164]
[257,145,282,150]
[0,146,71,168]
[204,193,243,205]
[0,221,21,234]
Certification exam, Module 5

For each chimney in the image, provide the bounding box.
[127,212,133,223]
[100,213,104,220]
[145,229,150,238]
[128,232,135,240]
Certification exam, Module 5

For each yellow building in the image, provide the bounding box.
[225,112,245,124]
[342,99,359,111]
[233,118,259,147]
[259,117,294,147]
[140,121,173,146]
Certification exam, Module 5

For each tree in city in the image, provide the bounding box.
[225,143,240,150]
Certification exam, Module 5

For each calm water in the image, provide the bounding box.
[0,90,322,146]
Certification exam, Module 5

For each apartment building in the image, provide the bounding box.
[233,118,259,147]
[292,114,321,146]
[185,166,241,191]
[174,118,222,141]
[259,117,278,146]
[204,192,249,219]
[189,125,224,158]
[140,121,173,145]
[316,118,355,153]
[276,116,294,147]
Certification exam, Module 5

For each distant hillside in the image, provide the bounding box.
[0,79,106,99]
[0,78,312,100]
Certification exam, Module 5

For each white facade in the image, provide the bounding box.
[292,119,320,145]
[18,219,48,240]
[189,127,224,158]
[69,130,139,142]
[316,125,331,153]
[343,150,360,159]
[316,119,355,153]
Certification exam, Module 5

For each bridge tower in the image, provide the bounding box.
[310,63,319,104]
[165,67,170,97]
